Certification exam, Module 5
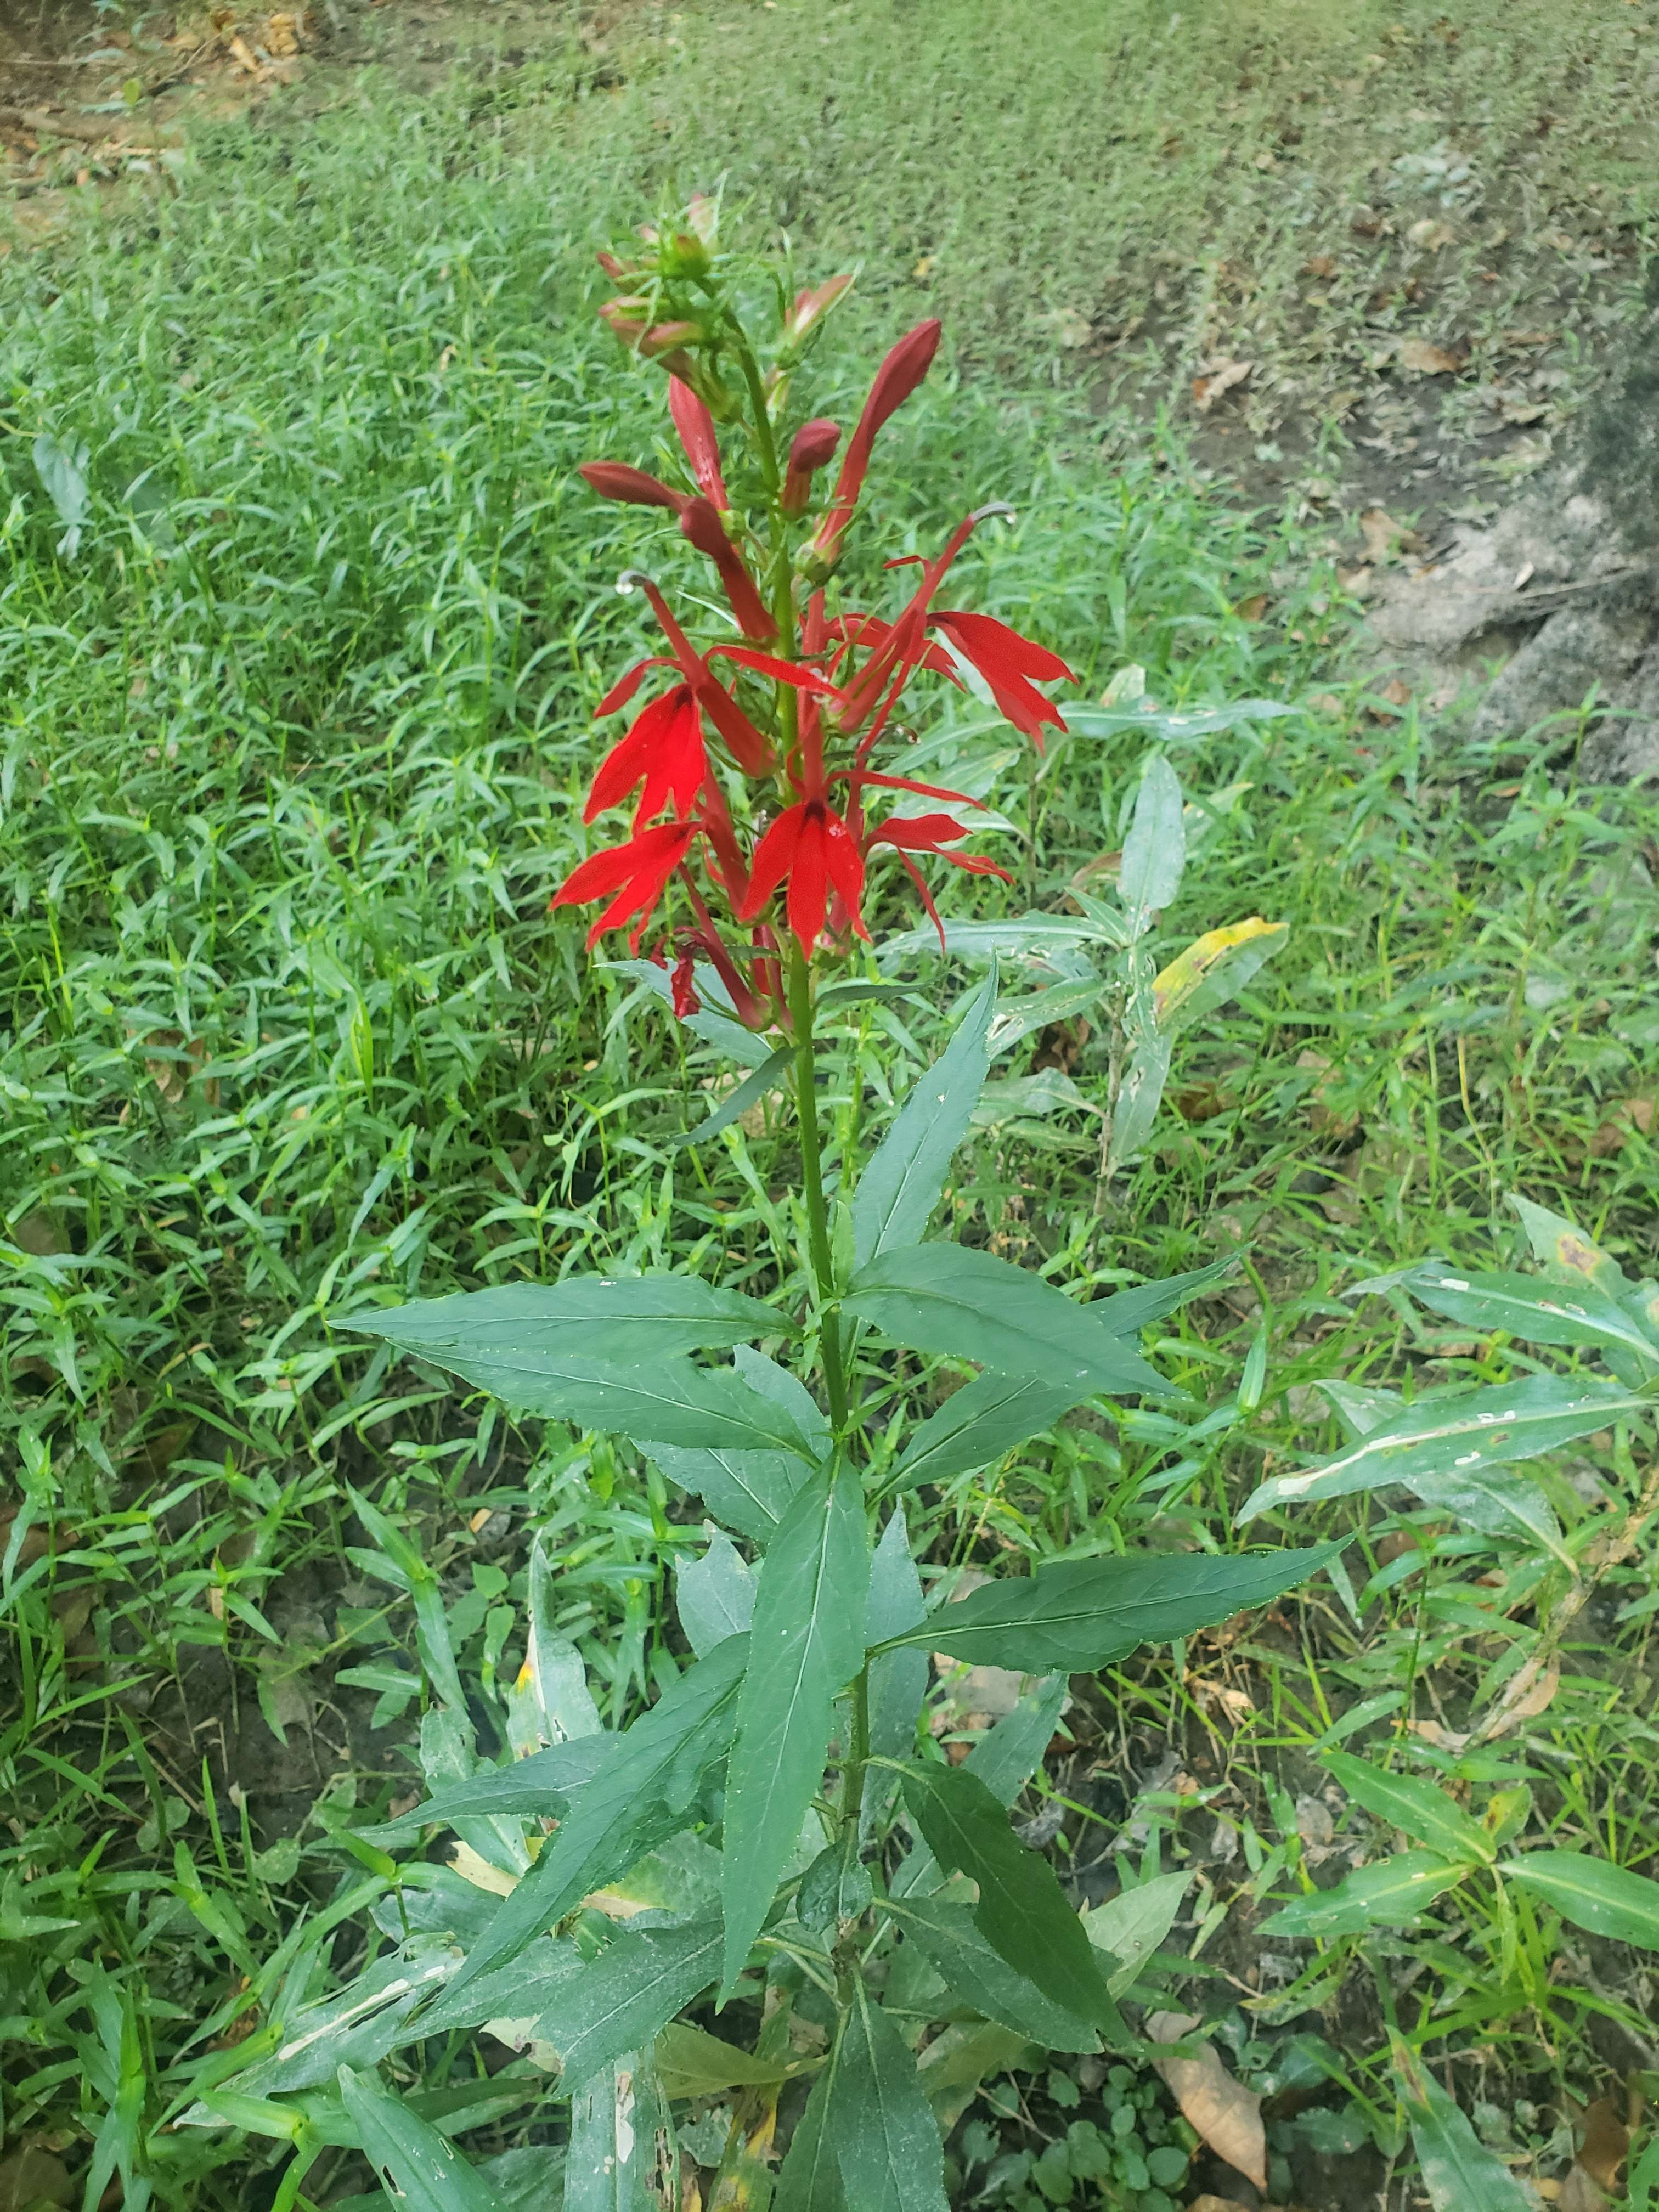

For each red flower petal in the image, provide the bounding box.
[668,377,729,508]
[579,461,686,512]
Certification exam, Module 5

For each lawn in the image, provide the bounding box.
[3,3,1659,2209]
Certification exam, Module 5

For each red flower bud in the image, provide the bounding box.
[595,250,633,281]
[809,319,941,567]
[668,377,729,507]
[578,462,686,513]
[782,273,854,347]
[781,417,842,515]
[678,497,776,642]
[639,319,708,358]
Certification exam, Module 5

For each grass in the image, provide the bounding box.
[3,8,1659,2210]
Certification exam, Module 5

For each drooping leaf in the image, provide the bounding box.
[504,1534,604,1759]
[888,1372,1086,1494]
[340,1276,789,1362]
[674,1043,794,1147]
[875,1542,1344,1673]
[845,1244,1167,1398]
[899,1763,1121,2036]
[653,2022,791,2101]
[866,1506,928,1763]
[607,954,776,1065]
[1407,1464,1572,1569]
[537,1917,725,2091]
[337,2067,510,2212]
[986,976,1110,1060]
[1392,2035,1537,2212]
[1239,1375,1650,1526]
[1119,753,1184,933]
[367,1734,612,1841]
[1081,1870,1192,1994]
[1323,1752,1495,1866]
[797,1834,875,1933]
[1104,1024,1173,1172]
[1399,1265,1659,1364]
[852,972,996,1270]
[677,1531,756,1656]
[830,1983,949,2211]
[1261,1851,1469,1938]
[564,2055,675,2212]
[224,1944,459,2098]
[877,913,1115,966]
[881,1895,1098,2051]
[1499,1851,1659,1949]
[448,1637,747,2000]
[720,1470,869,1989]
[1153,918,1286,1032]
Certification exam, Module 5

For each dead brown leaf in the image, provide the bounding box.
[1578,2095,1630,2191]
[1233,592,1269,622]
[0,2147,74,2212]
[1148,2013,1267,2191]
[1407,217,1456,250]
[1590,1096,1656,1156]
[1302,253,1337,279]
[1193,358,1252,410]
[1560,2168,1612,2212]
[1397,336,1465,376]
[1358,507,1426,562]
[1187,2201,1257,2212]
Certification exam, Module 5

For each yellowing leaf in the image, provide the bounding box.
[1154,918,1286,1030]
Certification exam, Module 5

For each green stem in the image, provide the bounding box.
[787,945,848,1430]
[841,1658,871,1838]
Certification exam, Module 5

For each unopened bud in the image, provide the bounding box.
[781,417,842,516]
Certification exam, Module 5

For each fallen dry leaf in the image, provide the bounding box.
[1397,336,1465,376]
[1193,358,1252,410]
[1302,253,1337,279]
[1148,2013,1267,2191]
[1407,217,1456,250]
[1186,2202,1258,2212]
[1358,507,1427,562]
[1590,1097,1657,1157]
[1578,2095,1630,2190]
[1295,1795,1335,1849]
[0,2147,74,2212]
[1481,1660,1561,1740]
[1233,592,1269,622]
[1560,2169,1612,2212]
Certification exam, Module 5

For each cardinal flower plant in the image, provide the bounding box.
[193,208,1336,2211]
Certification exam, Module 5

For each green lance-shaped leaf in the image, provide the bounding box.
[1323,1751,1496,1865]
[1499,1850,1659,1949]
[338,2066,511,2212]
[1510,1193,1632,1295]
[874,1541,1344,1673]
[899,1762,1123,2039]
[852,970,997,1271]
[1081,1869,1192,1994]
[505,1532,604,1759]
[565,2054,675,2212]
[880,1894,1099,2051]
[831,1982,950,2212]
[1058,698,1299,746]
[344,1485,469,1714]
[775,2028,848,2212]
[229,1942,461,2096]
[653,2022,792,2101]
[537,1917,725,2091]
[889,1372,1089,1493]
[877,913,1115,967]
[1391,2035,1537,2212]
[673,1043,794,1147]
[867,1505,928,1762]
[1261,1851,1469,1939]
[396,1345,817,1459]
[340,1274,791,1363]
[365,1734,612,1842]
[1408,1464,1573,1570]
[1239,1374,1652,1526]
[720,1468,870,1990]
[651,1345,826,1542]
[845,1243,1169,1398]
[677,1531,757,1656]
[1119,752,1184,934]
[446,1637,748,2001]
[1398,1264,1659,1365]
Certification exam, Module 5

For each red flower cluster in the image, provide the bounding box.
[554,252,1075,1030]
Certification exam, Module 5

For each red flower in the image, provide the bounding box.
[678,497,776,642]
[739,797,868,957]
[669,377,730,507]
[554,821,697,950]
[584,683,706,829]
[808,319,941,568]
[930,611,1074,747]
[625,573,772,776]
[782,417,842,515]
[865,812,1013,879]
